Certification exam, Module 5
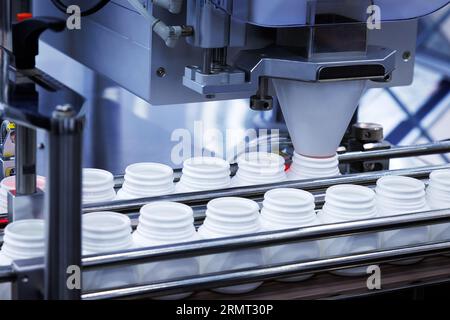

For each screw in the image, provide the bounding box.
[53,104,75,118]
[156,67,166,78]
[402,51,412,62]
[21,276,29,283]
[38,143,45,150]
[55,104,73,113]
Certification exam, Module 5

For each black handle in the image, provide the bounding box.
[12,17,66,70]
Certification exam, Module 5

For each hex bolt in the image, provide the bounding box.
[156,67,166,78]
[53,104,75,118]
[56,104,73,113]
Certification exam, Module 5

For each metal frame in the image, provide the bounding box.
[1,0,85,300]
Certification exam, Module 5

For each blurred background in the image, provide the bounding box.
[359,6,450,169]
[36,4,450,176]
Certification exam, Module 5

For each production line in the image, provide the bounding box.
[0,0,450,301]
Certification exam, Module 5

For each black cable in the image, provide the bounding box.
[50,0,111,17]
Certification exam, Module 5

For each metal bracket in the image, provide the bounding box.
[7,189,45,221]
[183,45,397,95]
[11,257,44,300]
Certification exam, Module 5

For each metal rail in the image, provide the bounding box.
[339,141,450,163]
[0,266,15,283]
[82,241,450,300]
[110,141,450,188]
[83,208,450,270]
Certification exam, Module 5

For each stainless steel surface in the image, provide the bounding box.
[0,52,10,115]
[0,0,12,52]
[82,241,450,300]
[16,126,37,195]
[33,1,255,104]
[339,141,450,164]
[202,48,213,75]
[33,2,423,104]
[7,190,44,221]
[45,105,84,300]
[185,46,397,95]
[0,0,11,109]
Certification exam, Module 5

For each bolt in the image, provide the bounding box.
[156,67,167,78]
[55,104,73,113]
[53,104,76,118]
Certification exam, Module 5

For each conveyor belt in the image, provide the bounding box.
[192,256,450,300]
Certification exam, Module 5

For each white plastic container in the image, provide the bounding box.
[376,176,429,264]
[175,157,231,193]
[232,152,287,187]
[117,163,175,200]
[0,176,46,214]
[0,220,45,300]
[82,212,138,291]
[287,153,341,181]
[260,188,320,282]
[427,170,450,242]
[198,197,264,294]
[318,184,379,276]
[133,201,199,300]
[83,169,116,204]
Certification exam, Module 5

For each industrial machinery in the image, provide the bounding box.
[0,0,450,300]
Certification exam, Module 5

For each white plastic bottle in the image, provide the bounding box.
[116,163,175,200]
[232,152,287,187]
[0,176,46,214]
[175,157,231,193]
[318,184,379,276]
[82,212,138,291]
[287,153,341,181]
[260,188,320,282]
[83,168,116,204]
[133,201,199,300]
[376,176,429,265]
[0,220,45,300]
[198,197,264,294]
[427,170,450,242]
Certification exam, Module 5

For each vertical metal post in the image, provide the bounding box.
[45,105,84,300]
[0,51,9,107]
[16,126,37,194]
[0,0,12,50]
[1,0,12,105]
[202,48,213,74]
[212,47,227,67]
